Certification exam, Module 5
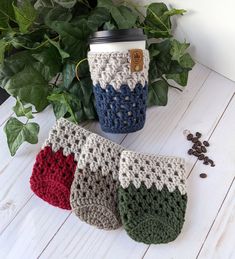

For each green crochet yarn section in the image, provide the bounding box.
[118,183,187,244]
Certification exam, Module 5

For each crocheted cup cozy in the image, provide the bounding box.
[118,151,187,244]
[88,50,149,133]
[70,133,124,230]
[30,118,90,210]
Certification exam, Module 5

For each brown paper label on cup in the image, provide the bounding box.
[130,49,143,73]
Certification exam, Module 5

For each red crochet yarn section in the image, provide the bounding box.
[30,146,77,210]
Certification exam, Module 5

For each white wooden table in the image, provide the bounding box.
[0,63,234,259]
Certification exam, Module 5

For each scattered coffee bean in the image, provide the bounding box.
[203,141,210,147]
[187,133,194,141]
[196,141,202,146]
[185,130,215,168]
[208,159,213,165]
[198,154,205,160]
[200,173,207,178]
[193,151,200,157]
[196,147,202,153]
[196,132,202,138]
[188,149,194,155]
[201,146,207,153]
[208,159,215,167]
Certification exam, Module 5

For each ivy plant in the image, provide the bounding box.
[0,0,195,156]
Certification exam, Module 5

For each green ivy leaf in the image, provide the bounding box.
[87,7,110,31]
[62,62,75,89]
[4,117,39,156]
[144,3,185,38]
[148,40,172,76]
[32,45,62,80]
[63,77,97,121]
[0,51,33,89]
[45,6,72,24]
[47,91,78,122]
[170,39,189,62]
[166,71,188,86]
[179,53,195,69]
[163,8,186,17]
[148,79,168,107]
[45,35,70,61]
[0,0,16,29]
[0,39,8,63]
[54,0,77,9]
[13,98,34,119]
[103,20,117,30]
[112,6,137,29]
[13,0,37,33]
[5,65,50,112]
[34,0,55,10]
[48,18,91,61]
[98,0,137,29]
[51,101,68,119]
[149,59,159,83]
[170,40,195,69]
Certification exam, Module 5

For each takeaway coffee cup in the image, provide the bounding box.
[87,29,149,133]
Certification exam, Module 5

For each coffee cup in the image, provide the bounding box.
[88,29,149,133]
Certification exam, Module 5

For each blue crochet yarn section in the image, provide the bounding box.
[93,83,148,133]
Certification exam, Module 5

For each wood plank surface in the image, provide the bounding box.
[0,63,234,259]
[197,177,235,259]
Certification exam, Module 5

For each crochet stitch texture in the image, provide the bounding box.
[70,133,124,229]
[30,118,90,210]
[88,50,149,91]
[118,151,187,244]
[88,50,150,133]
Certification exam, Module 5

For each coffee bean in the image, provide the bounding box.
[193,151,200,157]
[196,132,202,138]
[187,133,193,141]
[196,147,202,153]
[208,159,216,167]
[208,159,215,167]
[203,141,210,147]
[192,137,199,143]
[199,154,205,160]
[200,173,207,178]
[192,143,198,149]
[204,156,209,162]
[201,146,207,153]
[203,161,209,165]
[196,141,202,146]
[188,149,193,155]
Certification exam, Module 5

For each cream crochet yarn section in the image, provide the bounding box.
[77,133,124,180]
[88,50,149,91]
[43,118,91,161]
[119,151,186,195]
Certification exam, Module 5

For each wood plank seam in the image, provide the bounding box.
[38,212,72,258]
[195,176,235,259]
[0,194,34,235]
[0,111,14,127]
